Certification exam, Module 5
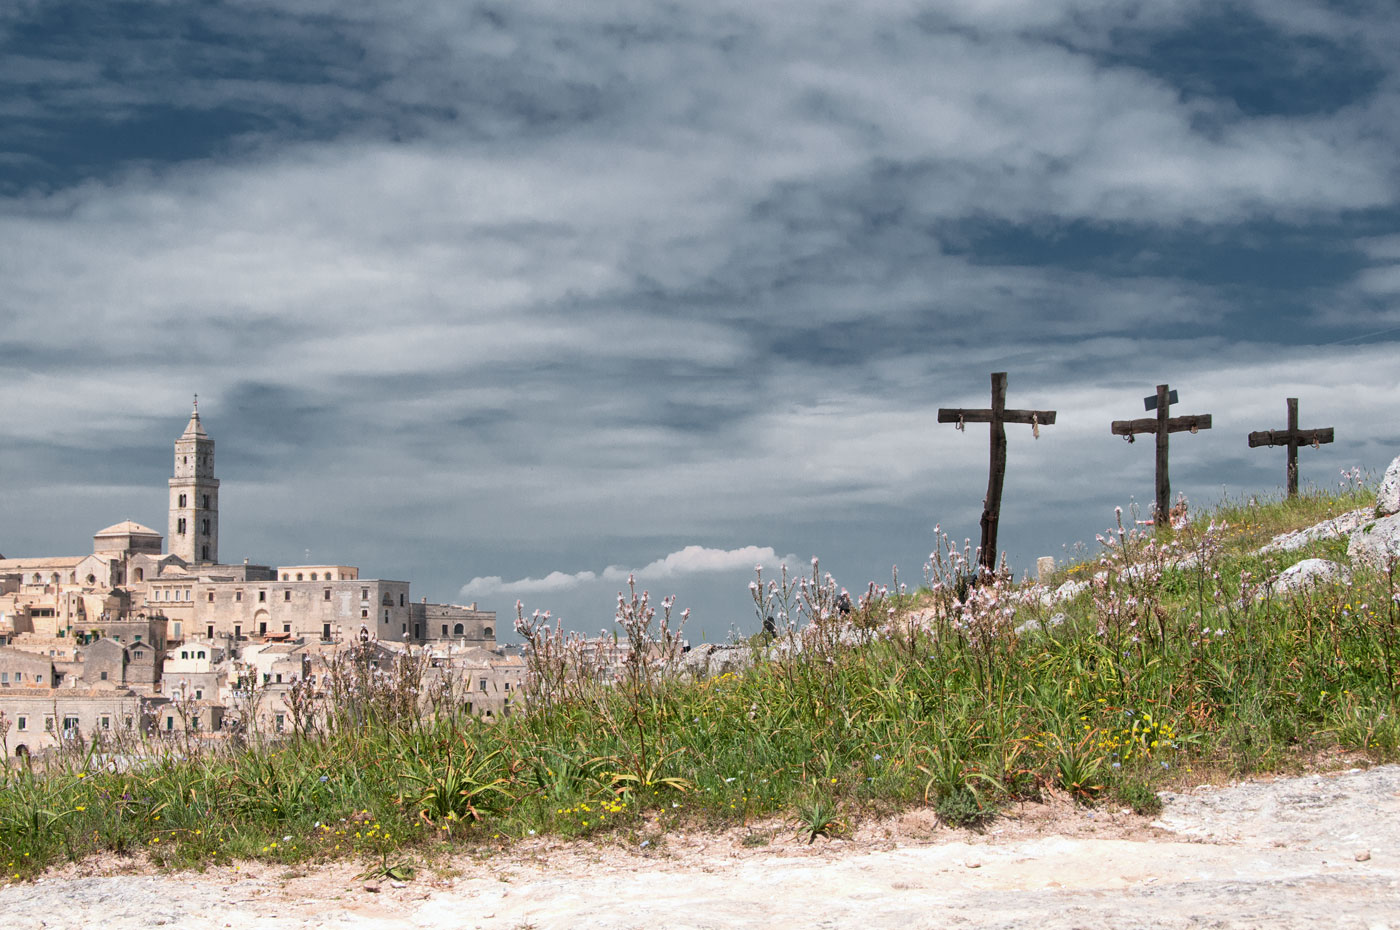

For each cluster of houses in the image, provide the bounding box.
[0,403,524,759]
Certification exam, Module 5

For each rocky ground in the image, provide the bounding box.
[4,764,1398,929]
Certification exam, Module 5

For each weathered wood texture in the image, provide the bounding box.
[939,372,1056,574]
[1247,397,1334,497]
[1110,383,1212,524]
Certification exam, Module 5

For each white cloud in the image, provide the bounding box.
[458,545,792,598]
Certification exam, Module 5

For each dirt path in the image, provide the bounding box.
[5,765,1399,929]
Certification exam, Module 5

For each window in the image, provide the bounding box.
[453,623,464,635]
[208,592,214,602]
[361,588,369,600]
[382,593,393,606]
[322,623,332,641]
[134,634,142,642]
[62,716,79,733]
[275,673,282,684]
[100,671,108,681]
[479,678,488,692]
[45,717,54,732]
[234,625,241,639]
[361,609,369,619]
[178,494,187,507]
[324,589,331,601]
[206,625,214,639]
[283,624,291,634]
[282,574,289,581]
[275,713,285,733]
[13,673,20,682]
[197,651,206,659]
[310,573,317,581]
[181,651,188,660]
[190,715,200,731]
[284,591,291,602]
[165,716,174,731]
[483,627,493,638]
[203,495,210,509]
[16,716,26,731]
[201,545,209,560]
[173,622,182,638]
[101,716,111,730]
[177,518,187,534]
[235,591,243,602]
[195,689,203,700]
[123,715,133,730]
[442,624,449,636]
[258,591,266,602]
[400,594,406,607]
[296,573,303,581]
[35,673,42,684]
[1,672,7,682]
[259,622,267,635]
[135,568,144,581]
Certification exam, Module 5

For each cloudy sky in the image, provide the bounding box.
[3,0,1400,640]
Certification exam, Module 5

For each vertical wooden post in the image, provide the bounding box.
[1249,398,1330,498]
[980,372,1008,572]
[940,373,1057,576]
[1154,383,1170,523]
[1286,397,1299,498]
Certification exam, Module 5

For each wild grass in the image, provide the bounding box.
[3,484,1397,882]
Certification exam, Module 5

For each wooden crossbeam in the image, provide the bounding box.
[1247,397,1334,498]
[1111,383,1212,525]
[938,372,1057,574]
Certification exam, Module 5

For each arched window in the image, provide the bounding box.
[86,574,96,585]
[453,623,464,635]
[197,651,206,659]
[32,574,41,584]
[50,573,60,584]
[483,627,493,638]
[296,573,303,581]
[310,573,317,581]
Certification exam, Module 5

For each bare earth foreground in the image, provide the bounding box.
[6,765,1399,930]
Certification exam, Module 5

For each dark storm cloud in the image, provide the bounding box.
[2,0,1400,631]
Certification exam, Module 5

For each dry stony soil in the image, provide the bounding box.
[5,764,1399,929]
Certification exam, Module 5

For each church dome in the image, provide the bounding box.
[95,521,162,538]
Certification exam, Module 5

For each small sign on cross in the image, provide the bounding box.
[1111,384,1212,525]
[938,372,1057,574]
[1248,398,1333,498]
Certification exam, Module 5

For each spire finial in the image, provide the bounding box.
[192,394,199,417]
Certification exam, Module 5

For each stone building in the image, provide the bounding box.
[0,399,505,754]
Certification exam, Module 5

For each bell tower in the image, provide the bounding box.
[168,396,220,564]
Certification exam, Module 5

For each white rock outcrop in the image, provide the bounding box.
[1259,508,1370,554]
[1377,455,1400,517]
[1261,559,1351,598]
[1347,513,1400,570]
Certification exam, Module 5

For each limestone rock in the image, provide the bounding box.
[678,643,759,679]
[1262,559,1350,598]
[1348,513,1400,570]
[1259,509,1370,554]
[1377,455,1400,517]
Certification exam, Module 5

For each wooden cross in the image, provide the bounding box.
[1111,384,1212,525]
[938,372,1056,574]
[1248,398,1333,498]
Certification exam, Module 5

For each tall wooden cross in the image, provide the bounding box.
[1111,384,1212,525]
[938,372,1057,574]
[1248,398,1333,498]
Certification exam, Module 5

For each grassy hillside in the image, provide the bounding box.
[4,485,1398,881]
